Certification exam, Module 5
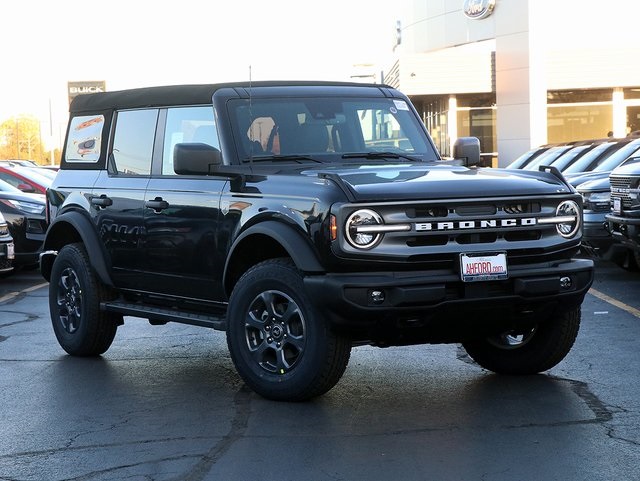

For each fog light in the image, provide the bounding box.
[369,290,385,304]
[560,276,572,289]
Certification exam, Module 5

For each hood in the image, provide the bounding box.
[610,157,640,176]
[302,163,573,201]
[575,173,611,192]
[0,190,46,204]
[563,170,611,187]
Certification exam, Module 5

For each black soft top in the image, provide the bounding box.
[69,81,395,113]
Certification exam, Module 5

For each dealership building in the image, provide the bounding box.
[385,0,640,166]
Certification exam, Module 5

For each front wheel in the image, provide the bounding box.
[49,243,120,356]
[226,258,351,401]
[462,306,581,374]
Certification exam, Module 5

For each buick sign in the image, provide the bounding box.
[463,0,496,20]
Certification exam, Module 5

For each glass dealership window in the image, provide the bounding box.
[457,107,496,155]
[422,97,448,157]
[547,89,612,104]
[547,103,613,144]
[623,88,640,100]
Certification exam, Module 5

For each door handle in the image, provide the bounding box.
[91,195,113,208]
[145,197,169,212]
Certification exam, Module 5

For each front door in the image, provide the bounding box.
[140,105,227,302]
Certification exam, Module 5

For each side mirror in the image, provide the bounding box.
[173,143,222,175]
[453,137,481,167]
[18,183,37,193]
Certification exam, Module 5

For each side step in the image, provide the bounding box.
[101,301,226,331]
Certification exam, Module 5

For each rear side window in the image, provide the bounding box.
[111,109,159,175]
[65,115,105,163]
[162,106,218,175]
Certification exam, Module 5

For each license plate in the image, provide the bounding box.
[460,252,507,282]
[613,196,621,214]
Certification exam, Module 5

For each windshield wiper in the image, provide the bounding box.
[243,154,324,164]
[341,151,421,162]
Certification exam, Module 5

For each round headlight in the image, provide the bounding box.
[556,200,580,238]
[345,209,383,249]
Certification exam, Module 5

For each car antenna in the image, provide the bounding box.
[249,65,253,164]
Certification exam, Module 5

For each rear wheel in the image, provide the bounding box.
[49,243,120,356]
[226,258,351,401]
[462,306,581,374]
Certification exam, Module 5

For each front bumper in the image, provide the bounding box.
[582,211,614,253]
[305,258,594,345]
[0,241,14,273]
[606,213,640,251]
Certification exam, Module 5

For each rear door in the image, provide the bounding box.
[91,109,157,289]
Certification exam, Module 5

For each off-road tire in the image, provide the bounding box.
[226,258,351,401]
[462,306,581,374]
[49,243,119,356]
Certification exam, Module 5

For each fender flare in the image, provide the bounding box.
[224,220,325,288]
[42,211,113,286]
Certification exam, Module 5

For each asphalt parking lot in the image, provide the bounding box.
[0,260,639,481]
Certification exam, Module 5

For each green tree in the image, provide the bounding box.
[0,115,50,164]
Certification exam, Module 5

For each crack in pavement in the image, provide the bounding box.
[0,386,254,481]
[0,436,218,461]
[0,313,39,329]
[167,385,253,481]
[0,313,39,343]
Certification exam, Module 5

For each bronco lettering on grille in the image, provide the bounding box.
[415,217,537,231]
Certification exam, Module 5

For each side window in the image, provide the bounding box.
[162,106,219,175]
[111,109,158,175]
[65,115,105,162]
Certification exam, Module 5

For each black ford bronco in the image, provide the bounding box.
[606,157,640,265]
[40,81,594,401]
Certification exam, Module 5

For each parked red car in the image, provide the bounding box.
[0,165,51,194]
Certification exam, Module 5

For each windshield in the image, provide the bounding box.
[593,140,640,172]
[506,148,543,169]
[227,97,439,163]
[547,145,591,171]
[563,142,618,173]
[523,146,571,170]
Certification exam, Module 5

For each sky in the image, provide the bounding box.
[0,0,402,142]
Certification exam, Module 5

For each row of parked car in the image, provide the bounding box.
[0,160,56,276]
[506,135,640,270]
[2,136,639,277]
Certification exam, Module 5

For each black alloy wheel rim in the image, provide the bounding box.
[244,290,306,374]
[56,267,83,334]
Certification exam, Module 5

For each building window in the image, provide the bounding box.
[423,97,448,157]
[547,103,613,143]
[457,107,496,157]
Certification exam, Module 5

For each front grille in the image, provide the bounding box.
[337,196,580,266]
[610,175,634,208]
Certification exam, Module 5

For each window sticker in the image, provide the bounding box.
[65,115,104,162]
[393,100,410,111]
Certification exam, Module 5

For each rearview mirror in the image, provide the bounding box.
[452,137,481,167]
[173,143,222,175]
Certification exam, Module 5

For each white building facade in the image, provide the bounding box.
[386,0,640,166]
